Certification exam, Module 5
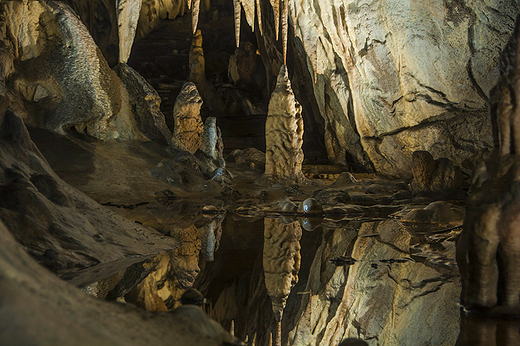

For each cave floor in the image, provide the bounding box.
[25,127,516,345]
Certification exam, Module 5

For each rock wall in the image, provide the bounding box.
[287,0,518,176]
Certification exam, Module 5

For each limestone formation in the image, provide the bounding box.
[116,0,142,63]
[457,15,520,311]
[171,82,203,154]
[228,42,265,91]
[262,65,305,184]
[0,217,239,345]
[410,151,463,194]
[263,218,302,322]
[137,0,189,39]
[115,63,172,145]
[3,1,154,141]
[199,117,225,168]
[189,30,224,113]
[0,110,177,286]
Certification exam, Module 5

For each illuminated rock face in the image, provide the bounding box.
[263,65,305,184]
[116,0,142,64]
[171,82,204,154]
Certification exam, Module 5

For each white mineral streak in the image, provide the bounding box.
[263,218,302,323]
[281,0,288,64]
[255,0,263,36]
[191,0,200,34]
[270,0,280,41]
[116,0,142,63]
[233,0,241,47]
[264,65,305,183]
[240,0,255,32]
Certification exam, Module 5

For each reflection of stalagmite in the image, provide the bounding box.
[198,215,224,262]
[262,65,305,184]
[263,218,302,325]
[116,0,142,63]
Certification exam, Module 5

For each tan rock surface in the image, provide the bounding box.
[171,82,204,154]
[263,65,305,184]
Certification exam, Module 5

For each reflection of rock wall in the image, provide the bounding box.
[288,221,460,346]
[263,218,302,322]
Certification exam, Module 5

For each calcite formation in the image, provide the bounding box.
[0,110,178,287]
[115,63,172,145]
[171,82,204,154]
[457,15,520,310]
[116,0,142,63]
[200,117,225,168]
[189,30,223,113]
[410,151,463,194]
[263,65,305,184]
[263,218,302,323]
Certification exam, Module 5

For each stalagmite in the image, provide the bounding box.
[263,218,302,323]
[200,117,225,167]
[281,0,288,64]
[191,0,200,34]
[233,0,241,47]
[255,0,263,36]
[116,0,142,63]
[270,0,280,41]
[240,0,255,32]
[171,82,203,154]
[261,65,305,184]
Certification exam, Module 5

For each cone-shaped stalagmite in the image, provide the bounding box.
[263,65,305,184]
[116,0,142,63]
[171,83,203,154]
[263,218,302,322]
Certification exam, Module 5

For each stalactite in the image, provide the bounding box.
[241,0,255,32]
[234,0,241,47]
[187,0,192,9]
[289,0,296,37]
[281,0,288,65]
[256,0,263,36]
[116,0,142,64]
[270,0,280,41]
[191,0,200,34]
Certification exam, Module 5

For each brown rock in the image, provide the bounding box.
[410,151,463,194]
[171,82,204,154]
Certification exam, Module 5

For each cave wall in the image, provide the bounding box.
[289,0,519,176]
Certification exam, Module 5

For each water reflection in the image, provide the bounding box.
[263,218,302,345]
[84,209,520,345]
